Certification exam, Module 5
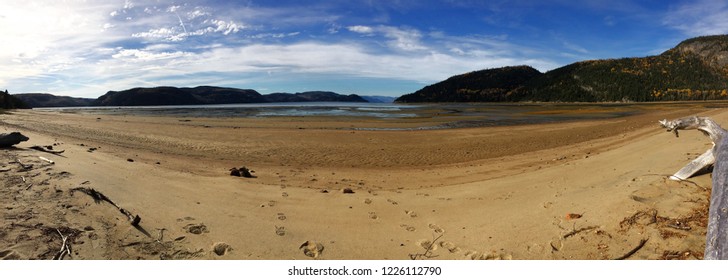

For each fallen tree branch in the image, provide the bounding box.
[12,158,32,170]
[53,228,71,260]
[614,238,648,260]
[666,223,692,231]
[563,226,599,239]
[71,187,141,226]
[30,145,65,155]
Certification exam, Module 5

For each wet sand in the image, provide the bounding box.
[0,104,722,259]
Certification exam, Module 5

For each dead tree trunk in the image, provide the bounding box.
[708,135,728,259]
[660,116,728,259]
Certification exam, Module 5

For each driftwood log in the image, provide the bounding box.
[30,145,65,155]
[0,132,29,147]
[660,116,728,259]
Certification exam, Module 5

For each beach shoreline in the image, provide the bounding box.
[0,105,722,259]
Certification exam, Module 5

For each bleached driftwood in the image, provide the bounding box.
[0,132,29,147]
[659,116,728,259]
[53,228,71,260]
[659,116,727,180]
[39,156,54,164]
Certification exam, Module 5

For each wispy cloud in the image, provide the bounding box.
[347,25,428,51]
[663,0,728,36]
[348,25,374,34]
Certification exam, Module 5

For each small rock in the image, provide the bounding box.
[127,158,134,162]
[342,188,355,194]
[83,226,95,231]
[565,213,583,220]
[230,166,256,178]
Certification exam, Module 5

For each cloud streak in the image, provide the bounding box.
[663,0,728,36]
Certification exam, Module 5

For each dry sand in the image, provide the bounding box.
[0,105,723,260]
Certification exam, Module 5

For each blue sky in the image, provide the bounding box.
[1,0,727,98]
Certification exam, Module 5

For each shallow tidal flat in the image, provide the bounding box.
[1,102,726,259]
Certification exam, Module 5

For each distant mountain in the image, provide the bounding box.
[361,95,397,103]
[13,93,95,108]
[95,87,203,106]
[265,91,367,102]
[182,86,267,104]
[396,35,728,103]
[93,86,367,106]
[1,90,29,109]
[396,66,542,102]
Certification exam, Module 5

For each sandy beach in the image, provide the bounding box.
[0,104,723,260]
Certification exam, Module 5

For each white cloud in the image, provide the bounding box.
[562,41,589,54]
[379,26,427,51]
[664,0,728,36]
[347,25,374,33]
[347,25,427,51]
[112,49,190,61]
[249,32,300,39]
[124,0,135,10]
[132,27,179,40]
[0,1,119,86]
[167,5,181,13]
[188,9,209,19]
[130,18,245,42]
[209,19,244,35]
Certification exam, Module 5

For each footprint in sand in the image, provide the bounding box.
[400,224,416,232]
[465,250,512,260]
[368,212,378,220]
[277,213,287,221]
[176,216,195,222]
[428,224,445,234]
[268,200,277,207]
[184,223,209,234]
[439,241,461,254]
[363,198,372,204]
[299,241,325,258]
[416,239,438,251]
[212,242,232,256]
[275,226,286,236]
[282,192,289,197]
[387,199,398,205]
[405,210,417,218]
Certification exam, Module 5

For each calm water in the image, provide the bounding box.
[36,101,728,130]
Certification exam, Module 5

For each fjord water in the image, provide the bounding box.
[37,101,728,130]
